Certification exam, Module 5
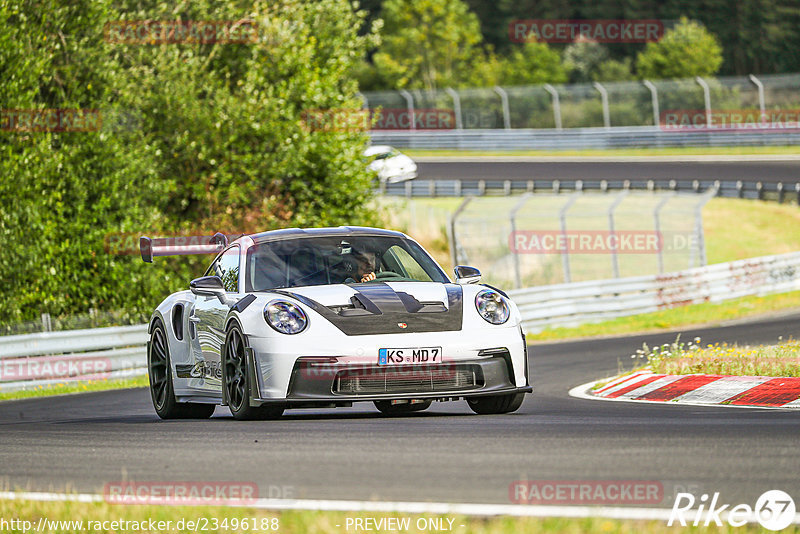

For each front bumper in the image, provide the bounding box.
[244,324,530,405]
[247,349,531,407]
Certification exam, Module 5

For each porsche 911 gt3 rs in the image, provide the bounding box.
[140,227,531,420]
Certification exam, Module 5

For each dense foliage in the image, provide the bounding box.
[463,0,800,77]
[0,0,378,324]
[357,0,794,90]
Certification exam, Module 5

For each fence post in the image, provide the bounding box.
[653,193,676,274]
[642,80,660,127]
[493,86,511,130]
[559,194,580,283]
[695,77,712,128]
[399,89,415,131]
[445,87,463,130]
[693,188,717,267]
[41,312,52,332]
[543,84,562,130]
[607,191,629,278]
[593,81,611,129]
[448,197,473,270]
[509,193,532,289]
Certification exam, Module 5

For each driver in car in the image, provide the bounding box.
[346,251,377,283]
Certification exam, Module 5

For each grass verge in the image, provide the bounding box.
[527,290,800,342]
[0,375,148,402]
[404,145,800,158]
[636,336,800,377]
[0,498,786,533]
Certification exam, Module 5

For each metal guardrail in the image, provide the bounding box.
[508,251,800,333]
[370,126,800,150]
[0,325,148,392]
[382,178,800,202]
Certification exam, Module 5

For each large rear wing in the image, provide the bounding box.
[139,232,229,263]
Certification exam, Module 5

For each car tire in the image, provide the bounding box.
[374,400,432,415]
[223,324,284,421]
[148,320,215,420]
[466,392,525,415]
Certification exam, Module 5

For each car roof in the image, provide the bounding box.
[247,226,407,244]
[363,145,395,156]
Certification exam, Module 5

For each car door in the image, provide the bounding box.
[190,245,241,392]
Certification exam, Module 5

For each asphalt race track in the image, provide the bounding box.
[2,312,799,509]
[417,159,800,184]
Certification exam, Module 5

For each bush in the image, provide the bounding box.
[0,0,378,324]
[636,17,723,80]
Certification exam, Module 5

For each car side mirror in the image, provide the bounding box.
[190,276,225,296]
[454,265,481,285]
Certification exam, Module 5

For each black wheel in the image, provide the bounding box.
[148,320,215,419]
[467,392,525,415]
[223,325,284,421]
[374,400,432,415]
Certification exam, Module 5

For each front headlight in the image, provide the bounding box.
[475,289,510,325]
[264,300,308,334]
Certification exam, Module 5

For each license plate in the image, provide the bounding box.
[378,347,442,365]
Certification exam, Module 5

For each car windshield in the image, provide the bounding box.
[245,235,449,291]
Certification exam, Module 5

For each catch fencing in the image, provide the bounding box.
[447,191,713,288]
[508,250,800,333]
[363,73,800,130]
[363,73,800,149]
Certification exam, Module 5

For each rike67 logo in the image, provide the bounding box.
[669,490,796,530]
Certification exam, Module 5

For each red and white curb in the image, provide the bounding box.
[570,370,800,409]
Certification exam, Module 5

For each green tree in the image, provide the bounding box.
[563,39,608,84]
[498,39,567,86]
[636,17,723,79]
[373,0,483,90]
[593,58,634,82]
[0,0,379,324]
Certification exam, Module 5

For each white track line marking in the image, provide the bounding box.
[2,491,798,525]
[782,397,800,407]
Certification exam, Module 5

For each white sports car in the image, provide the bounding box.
[140,227,531,420]
[364,145,418,182]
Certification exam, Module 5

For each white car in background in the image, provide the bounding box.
[364,145,418,183]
